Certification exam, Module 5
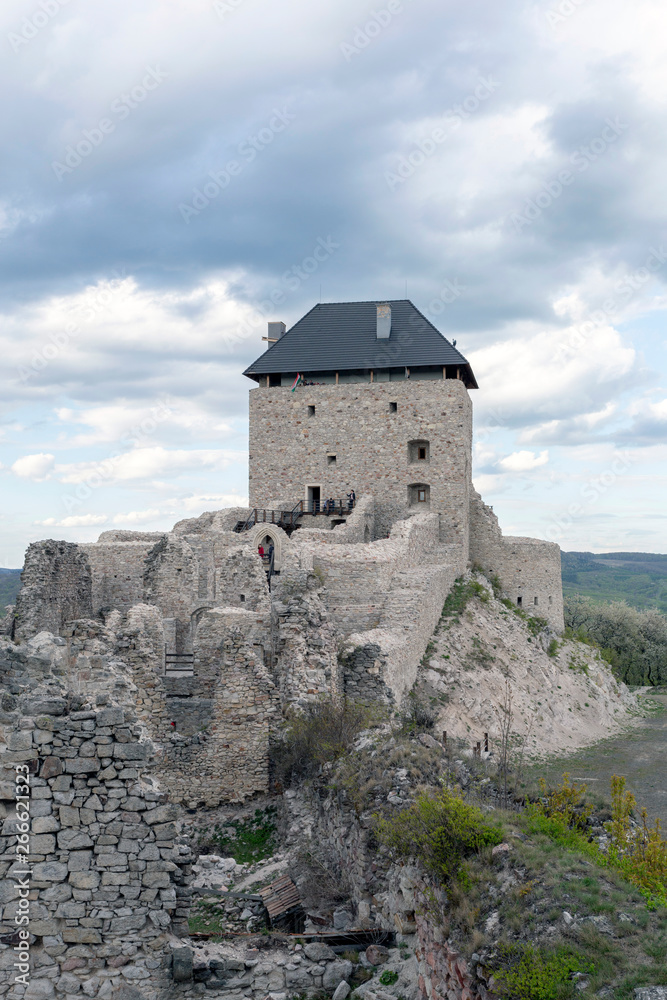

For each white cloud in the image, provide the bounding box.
[163,493,249,512]
[54,447,242,486]
[111,509,162,525]
[36,514,108,527]
[11,454,55,481]
[499,450,549,472]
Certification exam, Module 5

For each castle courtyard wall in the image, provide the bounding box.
[469,492,563,629]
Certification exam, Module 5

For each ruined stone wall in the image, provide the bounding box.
[271,581,342,709]
[143,537,199,651]
[13,542,93,642]
[294,514,458,705]
[161,609,279,807]
[469,493,563,630]
[0,634,193,1000]
[80,541,160,620]
[249,378,473,548]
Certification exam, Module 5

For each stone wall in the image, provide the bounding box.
[160,609,279,807]
[0,633,193,1000]
[13,542,93,643]
[469,492,564,630]
[249,379,473,548]
[80,541,160,619]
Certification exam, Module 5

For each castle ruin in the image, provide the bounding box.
[7,300,562,807]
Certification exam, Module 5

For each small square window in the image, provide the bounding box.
[417,489,427,502]
[418,446,426,460]
[308,405,315,416]
[389,401,397,413]
[327,454,337,465]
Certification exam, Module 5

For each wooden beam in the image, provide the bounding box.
[335,372,339,385]
[262,337,278,343]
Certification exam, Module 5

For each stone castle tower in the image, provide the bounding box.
[245,300,476,549]
[244,299,561,620]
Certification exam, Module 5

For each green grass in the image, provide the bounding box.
[197,807,277,864]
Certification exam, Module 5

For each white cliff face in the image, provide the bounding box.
[416,578,639,757]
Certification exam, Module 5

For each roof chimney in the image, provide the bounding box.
[267,321,286,342]
[376,303,391,339]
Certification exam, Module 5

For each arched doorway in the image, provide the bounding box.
[249,524,283,571]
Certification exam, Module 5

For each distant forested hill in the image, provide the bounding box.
[0,569,21,609]
[562,551,667,613]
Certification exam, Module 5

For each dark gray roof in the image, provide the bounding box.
[243,300,477,387]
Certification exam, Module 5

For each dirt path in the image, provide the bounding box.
[534,693,667,825]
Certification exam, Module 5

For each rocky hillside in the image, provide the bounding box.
[414,576,640,757]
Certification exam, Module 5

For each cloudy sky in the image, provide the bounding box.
[1,0,666,567]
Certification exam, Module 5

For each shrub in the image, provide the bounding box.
[271,698,382,788]
[399,692,436,734]
[375,787,503,886]
[493,943,594,1000]
[379,971,399,986]
[607,775,667,908]
[532,773,593,833]
[547,638,559,657]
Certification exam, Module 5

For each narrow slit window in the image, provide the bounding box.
[534,596,539,606]
[389,401,397,412]
[418,446,427,460]
[517,596,523,607]
[308,405,315,417]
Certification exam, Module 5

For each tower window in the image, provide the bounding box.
[517,596,523,607]
[408,440,430,464]
[389,401,397,413]
[408,483,430,506]
[327,454,337,465]
[308,405,315,417]
[548,596,553,606]
[240,594,245,602]
[534,596,539,606]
